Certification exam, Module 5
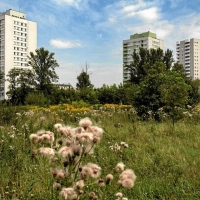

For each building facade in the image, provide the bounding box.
[176,38,200,80]
[123,31,164,83]
[0,9,37,100]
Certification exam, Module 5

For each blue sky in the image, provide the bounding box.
[1,0,200,88]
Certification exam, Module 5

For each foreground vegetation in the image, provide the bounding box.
[0,104,200,199]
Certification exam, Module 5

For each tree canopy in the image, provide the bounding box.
[126,48,174,84]
[28,47,59,94]
[125,47,197,120]
[6,68,35,105]
[0,69,4,92]
[76,62,93,90]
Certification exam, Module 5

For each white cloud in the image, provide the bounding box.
[137,7,159,21]
[122,4,141,13]
[50,39,81,49]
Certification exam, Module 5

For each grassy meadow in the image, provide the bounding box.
[0,104,200,200]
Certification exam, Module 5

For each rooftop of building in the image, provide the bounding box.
[130,31,157,39]
[0,9,26,19]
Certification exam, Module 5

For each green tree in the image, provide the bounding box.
[0,69,4,92]
[28,47,59,95]
[160,73,192,126]
[126,48,174,84]
[133,72,165,120]
[125,48,195,120]
[25,92,48,106]
[6,68,35,105]
[187,79,200,105]
[76,62,93,90]
[96,84,122,104]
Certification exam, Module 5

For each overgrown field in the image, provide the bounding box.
[0,104,200,199]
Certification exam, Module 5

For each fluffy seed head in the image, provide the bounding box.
[29,134,39,143]
[116,192,123,197]
[59,187,76,200]
[54,123,63,130]
[36,129,46,136]
[39,147,55,157]
[121,178,134,189]
[76,180,84,189]
[89,192,98,199]
[106,174,114,183]
[80,166,92,180]
[58,146,74,159]
[97,178,105,187]
[119,169,136,181]
[72,145,82,156]
[115,162,125,172]
[53,182,61,190]
[79,117,92,129]
[87,163,101,179]
[76,132,93,144]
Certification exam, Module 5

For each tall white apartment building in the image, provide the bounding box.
[176,38,200,79]
[0,9,37,100]
[123,31,164,83]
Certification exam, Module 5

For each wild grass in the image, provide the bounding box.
[0,104,200,199]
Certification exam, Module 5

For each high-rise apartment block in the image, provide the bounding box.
[123,31,164,83]
[176,38,200,80]
[0,9,37,100]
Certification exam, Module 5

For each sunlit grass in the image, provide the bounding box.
[0,104,200,199]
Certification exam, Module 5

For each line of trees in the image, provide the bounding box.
[0,47,200,120]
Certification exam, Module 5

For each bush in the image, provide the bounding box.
[25,93,50,106]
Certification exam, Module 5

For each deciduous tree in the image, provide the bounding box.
[28,47,59,95]
[6,68,35,105]
[76,62,93,90]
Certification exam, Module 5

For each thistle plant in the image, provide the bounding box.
[29,117,136,199]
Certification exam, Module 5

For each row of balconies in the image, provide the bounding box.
[14,48,28,52]
[14,32,27,38]
[13,42,27,47]
[14,62,28,66]
[14,58,27,62]
[13,37,27,42]
[14,21,27,27]
[14,52,27,56]
[14,26,27,32]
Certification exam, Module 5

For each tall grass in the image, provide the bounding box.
[0,104,200,199]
